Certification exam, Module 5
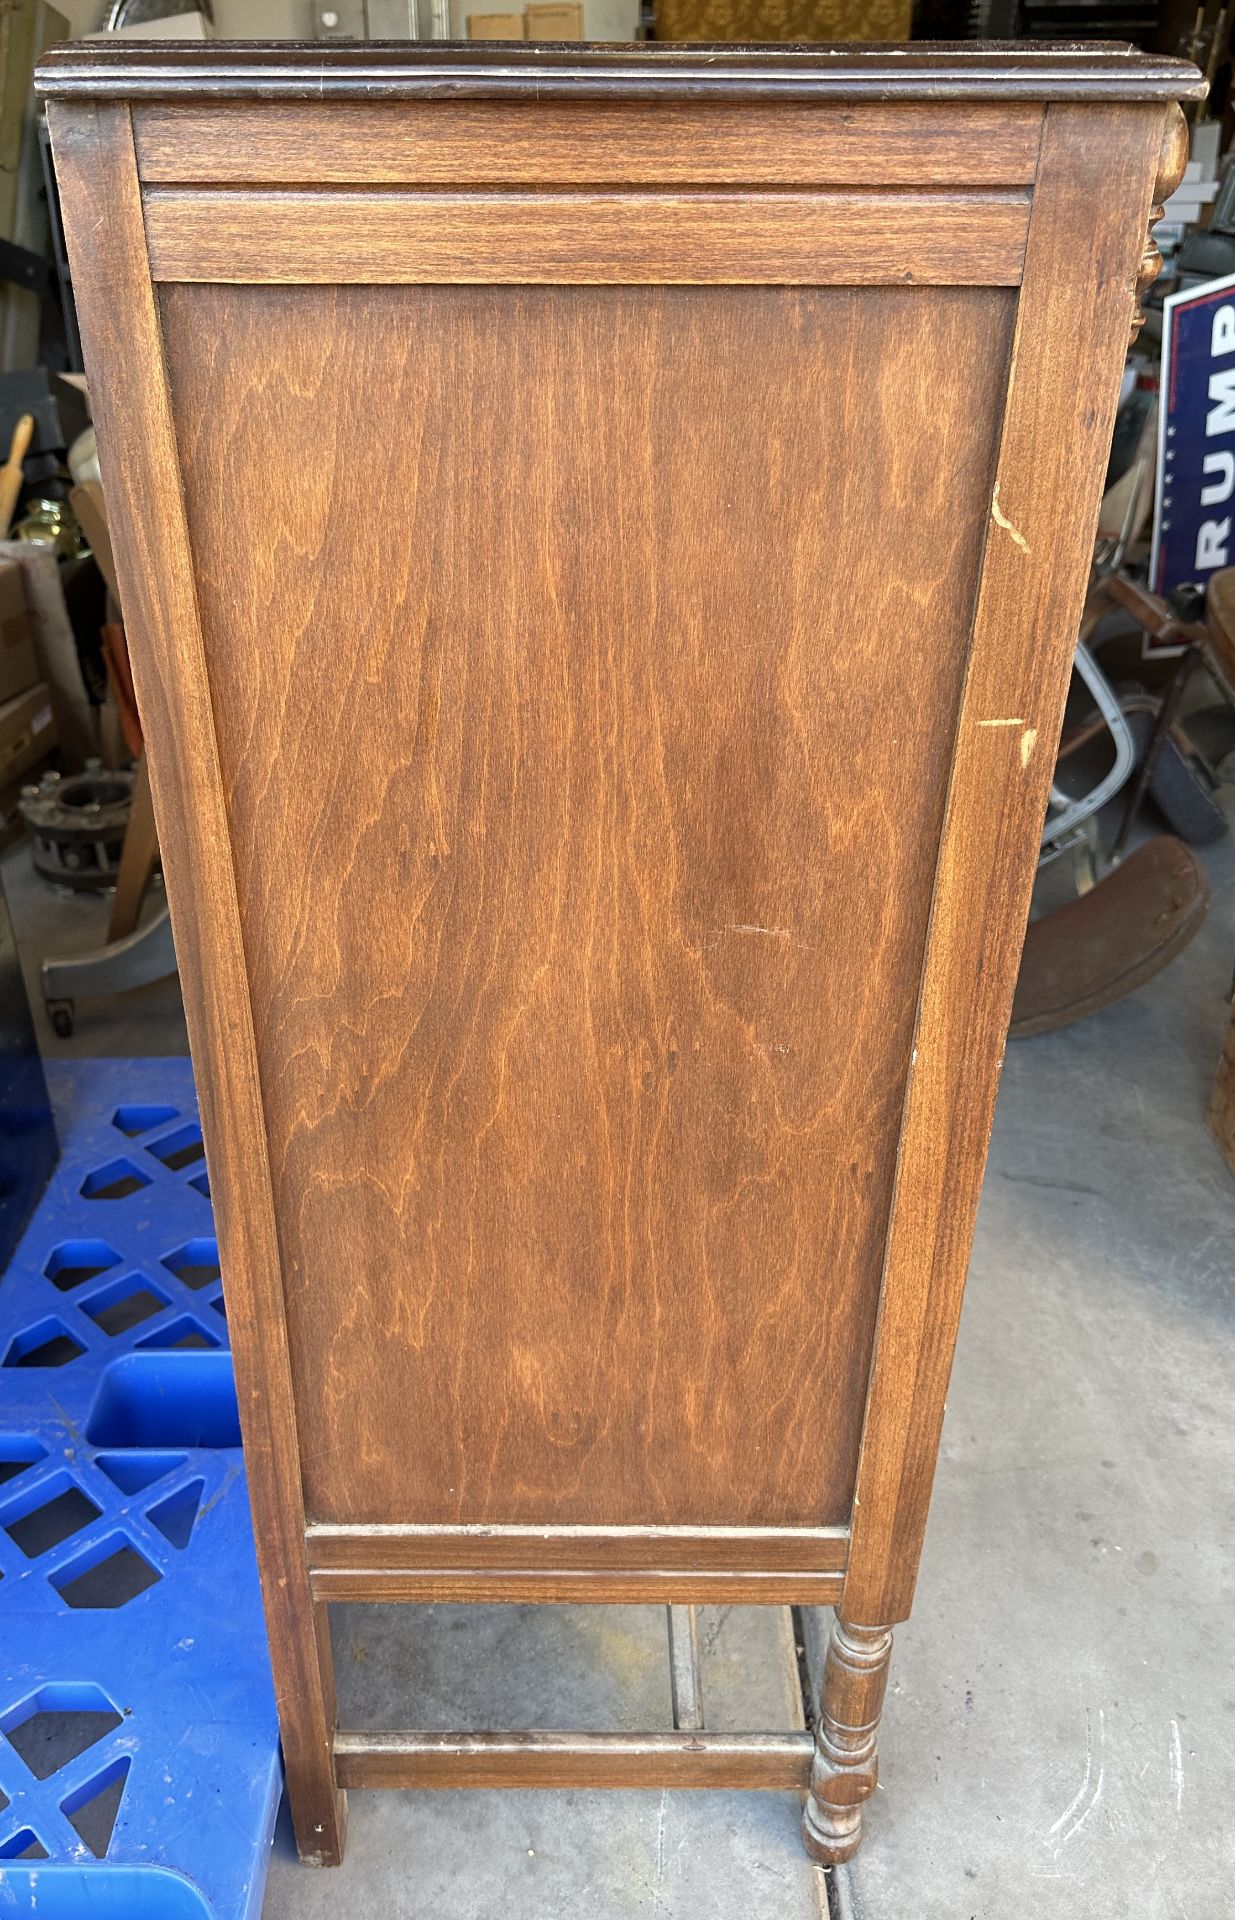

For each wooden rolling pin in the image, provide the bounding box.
[0,413,34,537]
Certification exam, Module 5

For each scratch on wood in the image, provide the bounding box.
[1020,726,1038,768]
[990,483,1031,556]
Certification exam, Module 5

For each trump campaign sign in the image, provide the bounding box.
[1152,271,1235,598]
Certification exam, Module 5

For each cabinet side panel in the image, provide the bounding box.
[160,279,1014,1528]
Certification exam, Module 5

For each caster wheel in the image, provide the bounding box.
[47,1000,75,1038]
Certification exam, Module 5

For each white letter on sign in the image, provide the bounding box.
[1202,451,1235,505]
[1208,368,1235,435]
[1197,519,1231,568]
[1213,305,1235,356]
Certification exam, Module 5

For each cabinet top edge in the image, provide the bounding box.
[36,39,1206,105]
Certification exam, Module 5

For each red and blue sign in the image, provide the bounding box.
[1152,270,1235,598]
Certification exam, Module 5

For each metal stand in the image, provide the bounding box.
[41,903,175,1039]
[38,758,175,1038]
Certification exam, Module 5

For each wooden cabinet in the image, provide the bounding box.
[40,40,1201,1870]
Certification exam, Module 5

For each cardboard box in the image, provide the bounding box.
[0,562,38,707]
[0,683,57,790]
[468,10,525,32]
[524,2,583,32]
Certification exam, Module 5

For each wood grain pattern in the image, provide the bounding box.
[43,50,1199,1869]
[132,100,1045,187]
[311,1567,845,1603]
[143,186,1031,287]
[158,278,1013,1532]
[45,98,347,1866]
[335,1729,814,1790]
[306,1523,847,1573]
[842,102,1170,1630]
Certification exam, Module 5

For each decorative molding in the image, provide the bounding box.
[36,41,1208,106]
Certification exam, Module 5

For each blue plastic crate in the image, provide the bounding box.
[0,1060,281,1919]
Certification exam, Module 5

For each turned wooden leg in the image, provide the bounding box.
[802,1614,893,1865]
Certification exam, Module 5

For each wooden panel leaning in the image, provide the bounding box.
[38,41,1203,1874]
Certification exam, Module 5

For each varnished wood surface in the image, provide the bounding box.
[46,98,347,1865]
[132,100,1045,186]
[144,184,1031,287]
[36,40,1208,104]
[804,1617,892,1863]
[842,103,1169,1628]
[311,1567,845,1603]
[1131,104,1190,342]
[334,1728,814,1790]
[44,51,1201,1866]
[336,1735,810,1789]
[160,278,1012,1531]
[305,1521,847,1572]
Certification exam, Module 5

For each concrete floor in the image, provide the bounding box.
[4,806,1233,1919]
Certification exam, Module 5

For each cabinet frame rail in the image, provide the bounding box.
[334,1728,815,1791]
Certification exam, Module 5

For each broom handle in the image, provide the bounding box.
[0,413,35,537]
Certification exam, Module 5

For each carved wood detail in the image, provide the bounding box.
[803,1615,894,1865]
[1131,101,1190,342]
